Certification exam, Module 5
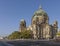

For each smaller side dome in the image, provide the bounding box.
[54,21,58,24]
[53,20,58,26]
[20,19,26,25]
[53,20,58,28]
[20,19,25,22]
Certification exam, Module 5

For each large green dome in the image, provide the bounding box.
[32,6,49,24]
[34,6,48,16]
[34,9,47,15]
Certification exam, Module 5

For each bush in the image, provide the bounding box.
[8,31,21,40]
[8,30,33,40]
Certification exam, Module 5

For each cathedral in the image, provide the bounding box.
[19,6,58,39]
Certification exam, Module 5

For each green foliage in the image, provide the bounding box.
[56,32,60,36]
[8,31,21,40]
[21,30,32,39]
[8,30,33,39]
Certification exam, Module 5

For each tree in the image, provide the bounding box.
[8,31,21,40]
[53,32,60,42]
[20,30,33,39]
[57,32,60,35]
[56,32,60,37]
[8,30,33,39]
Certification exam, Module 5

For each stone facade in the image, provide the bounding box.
[19,19,26,32]
[20,6,58,39]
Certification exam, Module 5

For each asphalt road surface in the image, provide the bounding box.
[0,40,13,46]
[6,39,60,46]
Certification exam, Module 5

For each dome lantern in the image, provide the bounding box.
[39,5,42,9]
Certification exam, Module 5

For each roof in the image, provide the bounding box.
[34,5,47,15]
[32,6,48,19]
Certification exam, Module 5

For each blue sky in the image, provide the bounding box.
[0,0,60,36]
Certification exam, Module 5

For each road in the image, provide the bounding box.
[6,39,60,46]
[0,40,13,46]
